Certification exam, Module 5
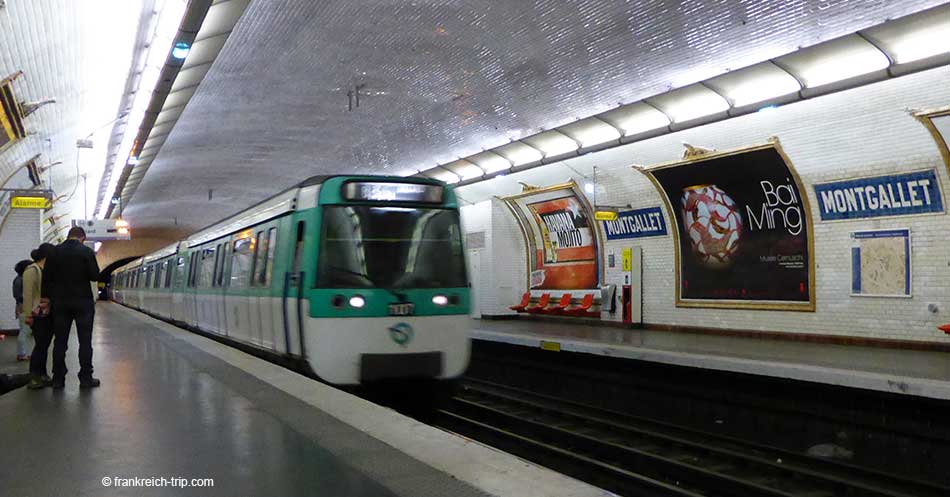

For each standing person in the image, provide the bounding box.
[25,244,56,389]
[43,227,101,389]
[12,259,33,361]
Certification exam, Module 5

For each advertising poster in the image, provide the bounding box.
[502,181,601,290]
[646,141,815,310]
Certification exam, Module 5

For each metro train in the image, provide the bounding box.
[112,175,471,387]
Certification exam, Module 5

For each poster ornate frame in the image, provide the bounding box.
[636,137,817,311]
[498,179,606,291]
[914,107,950,177]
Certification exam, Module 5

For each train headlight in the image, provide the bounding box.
[349,295,366,308]
[432,294,449,306]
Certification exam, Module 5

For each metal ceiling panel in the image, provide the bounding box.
[121,0,948,232]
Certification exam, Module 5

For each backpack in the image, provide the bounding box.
[12,274,23,303]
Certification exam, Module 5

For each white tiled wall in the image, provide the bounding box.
[459,65,950,343]
[0,209,43,330]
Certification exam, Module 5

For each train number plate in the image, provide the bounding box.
[388,303,415,316]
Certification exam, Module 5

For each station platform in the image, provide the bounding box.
[0,303,609,497]
[472,318,950,400]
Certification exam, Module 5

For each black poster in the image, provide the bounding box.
[649,144,814,310]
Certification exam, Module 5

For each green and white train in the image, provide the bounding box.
[112,175,471,386]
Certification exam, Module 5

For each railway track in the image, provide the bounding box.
[433,379,950,497]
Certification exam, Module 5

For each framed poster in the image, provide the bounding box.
[915,107,950,175]
[501,180,603,290]
[643,139,815,311]
[850,229,911,298]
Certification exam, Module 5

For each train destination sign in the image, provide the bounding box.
[601,206,668,240]
[813,169,944,221]
[342,181,443,203]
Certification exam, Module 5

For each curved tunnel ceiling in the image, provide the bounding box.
[122,0,948,234]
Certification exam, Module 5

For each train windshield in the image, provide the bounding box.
[317,206,467,289]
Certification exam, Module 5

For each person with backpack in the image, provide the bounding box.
[25,244,55,389]
[12,259,33,361]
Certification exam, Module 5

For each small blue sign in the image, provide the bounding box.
[814,169,944,221]
[602,206,668,240]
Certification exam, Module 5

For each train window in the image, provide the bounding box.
[316,206,467,289]
[219,242,230,287]
[173,257,185,288]
[263,227,278,287]
[250,231,265,286]
[153,264,162,289]
[211,243,222,288]
[230,237,254,289]
[164,260,173,288]
[145,266,153,288]
[199,247,216,288]
[188,253,198,288]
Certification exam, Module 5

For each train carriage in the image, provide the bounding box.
[112,175,471,386]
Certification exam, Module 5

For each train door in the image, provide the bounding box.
[171,255,185,322]
[282,220,305,357]
[184,252,199,326]
[227,235,254,345]
[246,230,266,348]
[467,249,481,319]
[215,241,231,336]
[259,226,279,351]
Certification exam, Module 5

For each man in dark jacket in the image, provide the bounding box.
[43,226,101,389]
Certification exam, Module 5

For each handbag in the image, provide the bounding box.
[24,297,50,327]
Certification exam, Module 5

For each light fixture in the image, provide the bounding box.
[110,196,120,205]
[584,183,595,194]
[115,219,129,227]
[705,62,801,108]
[432,295,449,306]
[647,84,730,123]
[559,117,622,148]
[494,141,543,167]
[171,41,191,60]
[522,130,579,159]
[468,152,510,174]
[776,34,889,89]
[599,102,671,136]
[128,155,139,165]
[443,159,484,180]
[349,295,365,308]
[93,241,102,252]
[758,105,780,113]
[862,5,950,65]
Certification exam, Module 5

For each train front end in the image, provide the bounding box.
[302,177,471,385]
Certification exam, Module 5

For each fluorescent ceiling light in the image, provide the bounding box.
[705,62,800,107]
[600,102,671,136]
[862,5,950,64]
[776,34,889,88]
[494,141,543,167]
[468,151,511,174]
[559,117,621,148]
[522,130,579,158]
[424,169,461,184]
[442,159,484,180]
[648,84,730,123]
[394,168,419,177]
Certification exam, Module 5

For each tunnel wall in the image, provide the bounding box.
[0,209,43,331]
[459,64,950,344]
